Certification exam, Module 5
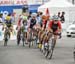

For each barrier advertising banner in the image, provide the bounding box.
[0,0,27,6]
[0,0,49,6]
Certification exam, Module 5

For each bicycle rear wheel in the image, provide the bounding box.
[4,34,9,46]
[4,38,8,46]
[28,31,32,48]
[17,35,21,45]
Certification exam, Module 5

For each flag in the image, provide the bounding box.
[45,8,50,19]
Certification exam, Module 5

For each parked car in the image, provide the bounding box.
[66,24,75,37]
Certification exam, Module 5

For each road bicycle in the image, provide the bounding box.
[4,27,10,46]
[45,32,61,59]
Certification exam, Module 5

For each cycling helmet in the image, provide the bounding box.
[22,16,28,20]
[31,13,37,17]
[6,16,11,21]
[52,15,59,21]
[42,15,47,19]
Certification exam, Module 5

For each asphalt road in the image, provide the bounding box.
[0,36,75,64]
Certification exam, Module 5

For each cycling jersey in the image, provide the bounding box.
[17,18,21,27]
[22,16,28,21]
[42,20,47,29]
[4,15,12,28]
[48,21,61,32]
[22,25,28,32]
[5,20,12,28]
[30,18,36,29]
[17,15,28,29]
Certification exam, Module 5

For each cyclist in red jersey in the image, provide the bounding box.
[48,15,62,47]
[41,15,48,30]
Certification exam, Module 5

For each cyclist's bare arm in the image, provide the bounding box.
[47,27,53,33]
[58,28,62,33]
[2,23,6,30]
[58,22,62,33]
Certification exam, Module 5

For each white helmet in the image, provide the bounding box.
[52,15,59,21]
[31,13,37,17]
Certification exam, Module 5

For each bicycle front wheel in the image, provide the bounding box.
[4,38,8,46]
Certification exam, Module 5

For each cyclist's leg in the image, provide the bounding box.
[27,31,29,41]
[6,27,11,38]
[25,32,27,39]
[2,26,5,31]
[31,28,34,38]
[27,27,31,41]
[17,29,21,45]
[10,25,13,32]
[24,32,27,44]
[53,35,57,48]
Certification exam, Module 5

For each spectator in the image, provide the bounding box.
[11,13,16,23]
[0,13,3,23]
[58,12,61,18]
[28,12,32,20]
[60,12,65,23]
[37,12,43,27]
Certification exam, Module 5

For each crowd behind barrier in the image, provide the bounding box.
[0,12,15,23]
